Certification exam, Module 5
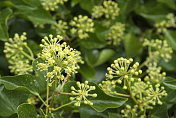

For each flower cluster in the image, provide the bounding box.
[92,0,119,20]
[37,35,83,83]
[121,105,139,118]
[105,22,125,45]
[41,0,68,11]
[144,63,166,84]
[70,81,97,106]
[155,13,176,33]
[3,33,33,75]
[98,80,116,94]
[51,20,68,35]
[143,39,173,63]
[105,57,142,89]
[27,96,39,105]
[70,15,94,39]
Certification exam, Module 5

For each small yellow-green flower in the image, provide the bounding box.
[106,22,125,45]
[38,34,84,83]
[51,20,68,35]
[70,81,97,106]
[106,57,142,89]
[70,15,94,39]
[41,0,68,11]
[4,33,33,75]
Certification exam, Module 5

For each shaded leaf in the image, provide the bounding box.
[165,30,176,51]
[0,8,12,41]
[163,77,176,90]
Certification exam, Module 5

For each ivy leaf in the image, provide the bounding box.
[157,0,176,10]
[61,81,127,112]
[124,33,142,57]
[0,74,39,95]
[0,8,12,41]
[165,30,176,51]
[163,77,176,90]
[94,49,115,67]
[17,103,37,118]
[79,60,95,78]
[0,87,28,117]
[148,103,169,118]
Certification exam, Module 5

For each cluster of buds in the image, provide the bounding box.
[92,0,119,20]
[3,33,33,75]
[145,84,167,105]
[70,15,94,39]
[155,13,176,33]
[105,22,125,45]
[37,35,84,84]
[70,81,97,106]
[27,96,39,105]
[106,57,142,89]
[41,0,68,11]
[51,20,68,35]
[143,39,173,63]
[121,105,139,118]
[144,63,166,84]
[98,80,116,95]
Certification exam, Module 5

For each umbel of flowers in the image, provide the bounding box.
[99,57,167,118]
[4,33,34,75]
[37,34,84,85]
[41,0,68,11]
[70,15,94,39]
[70,81,97,106]
[92,0,119,20]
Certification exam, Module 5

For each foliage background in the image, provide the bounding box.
[0,0,176,118]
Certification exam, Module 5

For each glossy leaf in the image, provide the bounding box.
[94,49,115,67]
[163,77,176,90]
[79,61,95,78]
[0,74,39,95]
[0,87,28,116]
[17,103,37,118]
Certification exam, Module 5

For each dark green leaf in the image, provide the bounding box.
[94,49,115,67]
[163,77,176,90]
[79,61,95,78]
[0,8,12,41]
[148,103,169,118]
[165,30,176,51]
[0,74,39,95]
[124,33,142,57]
[157,0,176,10]
[17,103,37,118]
[0,87,28,116]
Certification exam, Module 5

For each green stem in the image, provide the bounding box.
[51,102,73,111]
[45,82,50,118]
[113,92,131,98]
[38,95,48,107]
[49,79,57,108]
[24,44,34,59]
[21,50,34,61]
[127,80,138,104]
[55,91,73,95]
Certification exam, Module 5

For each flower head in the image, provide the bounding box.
[38,34,83,82]
[106,22,125,45]
[70,15,94,39]
[51,20,68,35]
[70,81,97,106]
[41,0,68,11]
[106,57,142,89]
[4,33,33,75]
